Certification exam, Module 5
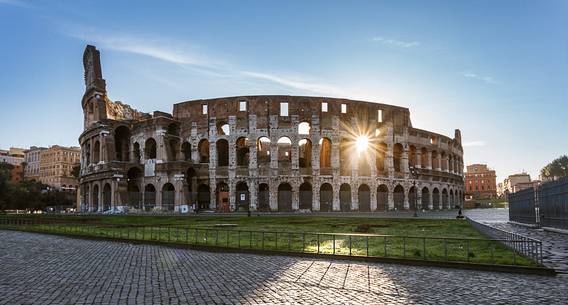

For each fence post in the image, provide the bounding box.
[333,235,336,255]
[366,236,369,257]
[423,237,426,260]
[403,237,406,258]
[317,234,320,254]
[349,235,352,256]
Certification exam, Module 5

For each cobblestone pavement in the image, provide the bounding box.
[1,231,567,304]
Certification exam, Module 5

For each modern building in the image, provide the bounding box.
[0,147,25,166]
[464,164,497,199]
[498,173,537,198]
[24,146,47,181]
[78,45,465,213]
[39,145,81,190]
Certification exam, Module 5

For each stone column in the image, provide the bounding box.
[332,183,340,211]
[428,191,433,210]
[403,187,409,210]
[387,187,394,210]
[292,184,299,211]
[209,181,217,210]
[249,181,258,211]
[351,183,358,211]
[269,180,277,211]
[402,147,409,174]
[312,182,320,211]
[416,150,422,168]
[427,150,432,170]
[229,181,236,212]
[370,186,377,211]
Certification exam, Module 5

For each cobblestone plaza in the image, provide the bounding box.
[0,230,566,305]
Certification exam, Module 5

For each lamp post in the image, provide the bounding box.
[410,166,419,217]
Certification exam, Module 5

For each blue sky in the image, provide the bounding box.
[0,0,566,181]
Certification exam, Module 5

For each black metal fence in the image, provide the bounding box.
[0,217,543,267]
[508,178,568,230]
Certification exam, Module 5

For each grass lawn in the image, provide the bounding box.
[1,214,536,267]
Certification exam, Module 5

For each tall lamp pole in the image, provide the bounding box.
[410,166,419,217]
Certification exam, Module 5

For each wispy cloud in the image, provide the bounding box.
[0,0,35,9]
[66,29,350,97]
[371,36,420,48]
[462,71,499,85]
[463,140,487,147]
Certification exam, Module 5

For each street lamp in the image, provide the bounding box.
[409,165,419,217]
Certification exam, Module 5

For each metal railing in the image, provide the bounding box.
[0,217,542,267]
[467,217,543,265]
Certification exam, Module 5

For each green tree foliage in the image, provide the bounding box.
[541,155,568,180]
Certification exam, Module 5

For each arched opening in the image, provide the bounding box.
[197,184,210,210]
[277,137,292,167]
[319,138,332,169]
[421,187,430,210]
[442,188,449,209]
[339,183,351,211]
[340,139,351,176]
[83,185,90,212]
[409,145,416,168]
[298,122,311,135]
[421,147,428,168]
[408,186,417,211]
[448,155,454,172]
[127,167,142,208]
[376,142,387,174]
[198,139,209,163]
[216,182,229,212]
[277,183,293,212]
[236,137,249,166]
[166,123,180,136]
[433,188,440,209]
[182,142,191,161]
[103,183,111,211]
[115,126,130,161]
[258,183,270,212]
[85,143,91,165]
[450,190,454,208]
[93,140,100,163]
[393,143,403,173]
[257,137,271,167]
[144,184,156,211]
[133,142,141,163]
[92,184,99,211]
[358,184,370,212]
[236,182,249,211]
[166,138,179,162]
[218,122,230,135]
[298,139,312,170]
[377,184,388,211]
[393,185,404,210]
[319,183,333,212]
[185,167,197,204]
[161,183,175,211]
[216,139,229,167]
[299,182,312,210]
[145,138,157,160]
[358,153,371,177]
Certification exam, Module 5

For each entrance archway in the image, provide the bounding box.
[197,184,210,210]
[377,184,388,211]
[319,183,333,212]
[216,182,229,212]
[421,187,430,210]
[235,182,249,211]
[258,183,270,211]
[103,183,111,211]
[162,183,175,211]
[340,183,351,211]
[393,185,404,210]
[358,184,370,212]
[278,183,293,212]
[299,182,312,210]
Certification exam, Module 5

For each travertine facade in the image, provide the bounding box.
[79,45,464,213]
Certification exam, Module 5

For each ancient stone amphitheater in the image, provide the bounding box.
[79,45,464,213]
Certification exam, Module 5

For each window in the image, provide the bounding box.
[202,104,208,115]
[341,104,347,114]
[378,109,383,123]
[321,102,328,112]
[239,100,247,111]
[280,102,289,116]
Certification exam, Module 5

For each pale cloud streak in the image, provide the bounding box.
[0,0,35,8]
[371,36,420,48]
[463,140,487,147]
[462,72,499,85]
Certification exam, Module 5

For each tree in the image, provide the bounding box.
[541,155,568,180]
[72,164,81,179]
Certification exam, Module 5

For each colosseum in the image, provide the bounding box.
[79,45,464,213]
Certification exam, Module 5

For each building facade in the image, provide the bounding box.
[24,146,47,181]
[78,45,465,213]
[464,164,497,199]
[39,145,81,190]
[0,147,24,166]
[497,173,536,198]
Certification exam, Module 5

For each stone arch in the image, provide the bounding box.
[197,184,210,210]
[377,184,388,211]
[298,139,312,169]
[182,141,191,161]
[278,183,293,212]
[115,126,130,161]
[277,137,292,166]
[421,147,428,168]
[319,183,333,212]
[393,184,404,210]
[408,145,416,168]
[339,138,351,176]
[102,183,112,211]
[432,187,440,209]
[358,184,371,212]
[127,167,142,208]
[319,137,332,169]
[216,182,229,212]
[257,137,271,167]
[376,142,387,174]
[258,183,270,212]
[236,137,249,166]
[421,187,430,210]
[339,183,351,211]
[298,121,310,135]
[408,186,417,210]
[449,189,454,208]
[133,142,141,162]
[216,139,229,167]
[442,188,449,208]
[144,184,156,210]
[162,183,175,211]
[92,184,99,211]
[93,140,100,163]
[393,143,403,173]
[299,182,313,210]
[145,138,157,159]
[218,122,230,136]
[235,181,250,211]
[198,139,209,163]
[166,137,180,162]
